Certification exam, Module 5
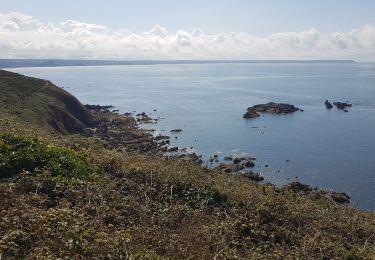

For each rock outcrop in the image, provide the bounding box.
[324,100,333,109]
[86,105,167,153]
[243,102,302,119]
[319,190,351,204]
[136,112,156,124]
[242,172,264,182]
[333,102,352,110]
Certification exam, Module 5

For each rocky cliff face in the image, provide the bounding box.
[0,69,94,134]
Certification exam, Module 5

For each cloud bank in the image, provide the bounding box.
[1,12,375,60]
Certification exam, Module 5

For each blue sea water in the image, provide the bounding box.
[10,62,375,211]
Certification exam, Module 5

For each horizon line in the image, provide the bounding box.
[0,58,358,69]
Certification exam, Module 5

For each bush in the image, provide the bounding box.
[172,182,228,208]
[284,181,312,194]
[0,133,95,179]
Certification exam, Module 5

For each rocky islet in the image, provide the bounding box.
[243,102,302,119]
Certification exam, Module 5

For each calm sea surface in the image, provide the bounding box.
[10,63,375,211]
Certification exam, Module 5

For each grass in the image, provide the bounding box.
[0,70,94,134]
[0,123,374,259]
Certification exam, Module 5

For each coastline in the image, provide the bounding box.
[1,69,374,259]
[87,102,352,205]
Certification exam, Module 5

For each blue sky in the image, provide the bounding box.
[0,0,374,60]
[2,0,375,34]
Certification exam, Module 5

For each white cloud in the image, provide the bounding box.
[0,12,44,31]
[175,30,192,46]
[0,12,374,60]
[59,20,110,35]
[192,28,204,38]
[144,24,168,38]
[214,34,226,43]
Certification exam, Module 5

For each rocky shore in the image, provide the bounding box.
[84,105,203,164]
[285,182,351,204]
[1,68,353,202]
[85,103,353,204]
[85,105,166,153]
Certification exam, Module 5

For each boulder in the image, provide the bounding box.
[233,158,242,164]
[244,161,255,168]
[242,172,264,182]
[167,147,178,152]
[215,163,244,173]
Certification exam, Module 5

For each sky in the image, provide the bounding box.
[1,0,375,60]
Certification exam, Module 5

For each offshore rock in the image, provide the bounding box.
[333,102,352,110]
[325,100,333,109]
[243,102,302,119]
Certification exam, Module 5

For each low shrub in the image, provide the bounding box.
[0,133,95,180]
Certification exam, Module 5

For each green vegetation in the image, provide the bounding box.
[0,133,95,180]
[1,69,375,259]
[1,128,375,259]
[0,70,93,134]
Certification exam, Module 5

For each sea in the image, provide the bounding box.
[9,62,375,211]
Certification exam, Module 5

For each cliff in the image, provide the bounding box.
[0,70,94,134]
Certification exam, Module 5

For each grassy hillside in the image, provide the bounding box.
[0,70,94,134]
[0,70,374,259]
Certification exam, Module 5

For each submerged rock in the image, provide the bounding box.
[171,129,183,133]
[243,102,302,119]
[239,156,256,161]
